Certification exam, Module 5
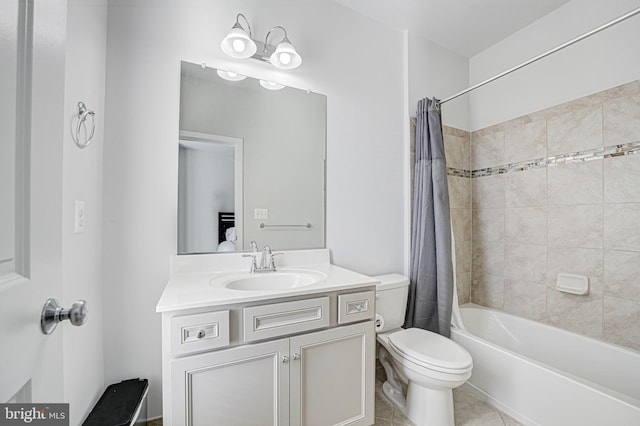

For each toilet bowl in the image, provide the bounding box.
[374,274,472,426]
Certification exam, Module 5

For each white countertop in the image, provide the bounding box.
[156,249,378,312]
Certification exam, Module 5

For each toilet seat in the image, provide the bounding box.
[387,328,472,374]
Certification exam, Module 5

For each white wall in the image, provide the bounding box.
[103,0,405,417]
[408,34,470,131]
[469,0,640,130]
[62,0,107,423]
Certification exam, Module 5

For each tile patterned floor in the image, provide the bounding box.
[375,362,523,426]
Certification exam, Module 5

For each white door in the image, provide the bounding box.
[290,322,376,426]
[170,339,290,426]
[0,0,67,404]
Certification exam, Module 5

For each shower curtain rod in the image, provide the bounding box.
[440,6,640,105]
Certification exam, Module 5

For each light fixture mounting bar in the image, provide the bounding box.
[249,39,278,63]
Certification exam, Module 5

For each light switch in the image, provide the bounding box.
[254,208,269,220]
[74,200,85,233]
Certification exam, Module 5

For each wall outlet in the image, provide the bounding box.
[254,208,268,220]
[74,200,85,233]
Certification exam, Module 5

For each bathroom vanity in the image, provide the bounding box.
[157,249,376,425]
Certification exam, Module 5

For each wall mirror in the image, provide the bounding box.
[178,61,327,254]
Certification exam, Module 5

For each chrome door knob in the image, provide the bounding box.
[41,298,88,335]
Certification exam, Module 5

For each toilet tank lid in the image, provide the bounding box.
[372,273,410,290]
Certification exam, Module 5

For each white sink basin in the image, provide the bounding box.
[210,270,327,291]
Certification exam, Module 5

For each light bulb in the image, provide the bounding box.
[232,39,246,53]
[279,52,291,65]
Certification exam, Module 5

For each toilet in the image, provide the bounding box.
[374,274,472,426]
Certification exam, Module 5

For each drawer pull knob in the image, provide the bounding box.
[197,329,206,339]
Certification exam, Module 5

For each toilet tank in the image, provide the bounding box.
[373,274,409,332]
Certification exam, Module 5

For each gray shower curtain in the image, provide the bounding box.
[404,97,454,337]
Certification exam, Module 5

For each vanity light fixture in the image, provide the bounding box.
[259,80,285,90]
[221,13,302,70]
[220,14,257,59]
[216,69,247,81]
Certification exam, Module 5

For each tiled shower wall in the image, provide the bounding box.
[445,80,640,352]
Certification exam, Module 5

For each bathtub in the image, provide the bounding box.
[450,304,640,426]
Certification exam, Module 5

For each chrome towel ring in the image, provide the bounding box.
[71,101,96,148]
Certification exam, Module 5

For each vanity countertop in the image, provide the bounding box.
[156,249,378,312]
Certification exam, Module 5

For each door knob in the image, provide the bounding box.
[41,298,88,335]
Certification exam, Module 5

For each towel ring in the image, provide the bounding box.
[71,101,96,149]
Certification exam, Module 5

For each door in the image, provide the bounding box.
[290,322,376,426]
[0,0,67,404]
[171,338,290,426]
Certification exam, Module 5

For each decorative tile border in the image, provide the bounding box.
[446,141,640,178]
[446,167,471,178]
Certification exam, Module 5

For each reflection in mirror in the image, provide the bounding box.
[178,133,243,254]
[178,61,327,254]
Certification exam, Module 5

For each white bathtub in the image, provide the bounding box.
[450,304,640,426]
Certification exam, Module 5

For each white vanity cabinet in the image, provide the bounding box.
[170,337,290,425]
[161,288,376,426]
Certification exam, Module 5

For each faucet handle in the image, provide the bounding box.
[249,241,258,253]
[242,253,258,273]
[270,252,283,270]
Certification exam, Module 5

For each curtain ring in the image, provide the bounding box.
[72,101,96,149]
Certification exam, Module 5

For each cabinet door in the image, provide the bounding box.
[171,339,290,426]
[290,322,375,426]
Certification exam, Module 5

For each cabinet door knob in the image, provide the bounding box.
[292,353,301,361]
[281,355,289,364]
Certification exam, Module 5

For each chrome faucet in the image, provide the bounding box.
[259,245,274,271]
[243,242,281,273]
[242,241,260,273]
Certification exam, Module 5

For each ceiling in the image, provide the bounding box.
[332,0,572,57]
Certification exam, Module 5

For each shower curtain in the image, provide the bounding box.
[404,97,454,337]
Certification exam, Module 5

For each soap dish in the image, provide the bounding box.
[555,273,589,295]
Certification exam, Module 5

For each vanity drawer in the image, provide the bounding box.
[171,310,230,356]
[338,290,375,324]
[243,297,330,342]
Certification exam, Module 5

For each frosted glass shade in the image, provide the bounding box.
[270,41,302,69]
[259,80,285,90]
[221,27,257,59]
[216,70,247,81]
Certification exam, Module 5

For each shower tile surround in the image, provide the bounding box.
[443,80,640,352]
